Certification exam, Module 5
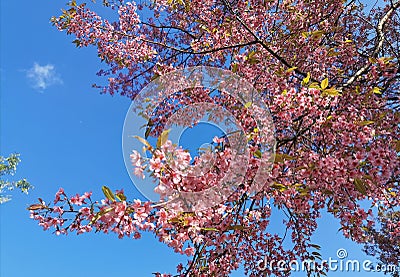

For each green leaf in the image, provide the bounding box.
[144,127,152,139]
[354,178,367,195]
[254,149,262,158]
[27,204,47,211]
[232,63,238,73]
[248,58,260,65]
[372,87,382,94]
[115,192,127,202]
[133,135,152,149]
[248,51,256,59]
[302,72,310,85]
[310,243,321,250]
[358,120,374,126]
[396,140,400,152]
[301,32,309,38]
[72,39,81,47]
[89,207,114,225]
[68,0,77,7]
[157,129,171,148]
[297,187,310,196]
[201,227,219,232]
[200,25,210,33]
[246,51,260,65]
[311,30,324,39]
[321,78,329,89]
[312,251,322,257]
[273,153,296,163]
[244,102,252,108]
[322,88,341,96]
[227,225,245,231]
[309,82,320,89]
[102,185,116,202]
[270,183,287,191]
[150,73,160,81]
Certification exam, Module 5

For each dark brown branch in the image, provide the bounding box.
[97,25,258,55]
[221,0,308,79]
[141,22,197,39]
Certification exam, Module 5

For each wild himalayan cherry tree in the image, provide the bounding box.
[29,0,400,276]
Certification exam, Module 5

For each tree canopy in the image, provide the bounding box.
[29,0,399,276]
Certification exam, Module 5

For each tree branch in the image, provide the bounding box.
[221,0,308,78]
[341,0,400,89]
[97,25,258,55]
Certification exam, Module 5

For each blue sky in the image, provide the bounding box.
[0,0,395,276]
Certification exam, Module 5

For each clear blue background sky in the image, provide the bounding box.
[0,0,394,276]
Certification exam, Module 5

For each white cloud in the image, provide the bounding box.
[26,62,63,91]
